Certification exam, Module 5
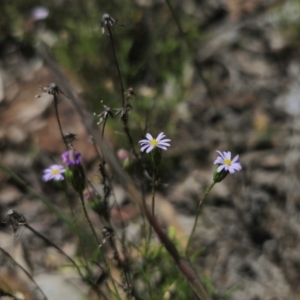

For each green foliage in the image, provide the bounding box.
[132,228,194,300]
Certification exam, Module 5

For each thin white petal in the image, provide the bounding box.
[159,139,171,143]
[214,157,223,164]
[146,133,153,141]
[158,142,170,147]
[139,139,150,144]
[158,145,167,150]
[232,155,239,163]
[217,165,225,172]
[224,152,231,160]
[228,167,235,174]
[54,174,64,181]
[232,163,242,170]
[141,145,150,152]
[224,165,230,171]
[156,132,165,141]
[216,150,225,159]
[43,174,51,181]
[146,146,154,153]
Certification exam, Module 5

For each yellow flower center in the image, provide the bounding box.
[51,169,60,175]
[150,139,158,147]
[224,159,232,166]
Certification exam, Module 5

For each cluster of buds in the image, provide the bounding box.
[94,104,113,125]
[101,13,116,34]
[35,83,69,99]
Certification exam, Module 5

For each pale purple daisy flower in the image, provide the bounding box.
[139,132,171,153]
[62,149,82,166]
[214,151,242,174]
[43,165,65,181]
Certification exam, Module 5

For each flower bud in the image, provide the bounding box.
[213,165,229,183]
[65,165,86,194]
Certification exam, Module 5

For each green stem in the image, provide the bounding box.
[0,247,48,300]
[63,182,88,268]
[185,182,216,256]
[53,94,68,149]
[25,223,86,281]
[78,193,122,300]
[145,172,156,254]
[79,193,100,247]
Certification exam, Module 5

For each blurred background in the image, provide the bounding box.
[1,0,300,299]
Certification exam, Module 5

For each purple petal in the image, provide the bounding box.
[224,152,231,160]
[216,150,225,159]
[214,157,223,165]
[159,139,171,143]
[139,139,150,144]
[54,174,64,181]
[158,142,170,147]
[42,174,51,181]
[232,155,239,163]
[146,133,153,141]
[232,162,242,170]
[158,145,167,150]
[146,146,154,153]
[228,167,235,174]
[141,145,150,152]
[156,132,165,141]
[217,165,225,172]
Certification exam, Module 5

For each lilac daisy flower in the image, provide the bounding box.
[62,149,82,166]
[42,165,65,181]
[214,151,242,174]
[139,132,171,153]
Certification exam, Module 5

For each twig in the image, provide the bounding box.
[0,247,48,300]
[24,223,85,280]
[107,26,125,107]
[53,93,68,148]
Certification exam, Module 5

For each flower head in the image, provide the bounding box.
[214,151,242,174]
[117,149,130,161]
[101,13,116,28]
[42,165,65,181]
[139,132,171,153]
[62,149,82,166]
[94,104,113,125]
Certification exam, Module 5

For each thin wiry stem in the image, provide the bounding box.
[102,117,108,139]
[185,182,216,256]
[164,0,215,105]
[53,94,68,149]
[0,247,48,300]
[107,235,132,298]
[107,26,125,107]
[63,182,88,267]
[105,26,141,163]
[78,194,122,300]
[145,171,156,255]
[24,223,86,280]
[79,193,100,247]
